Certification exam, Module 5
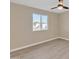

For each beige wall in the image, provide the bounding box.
[58,12,69,39]
[11,3,59,49]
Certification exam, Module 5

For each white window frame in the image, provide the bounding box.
[32,13,48,31]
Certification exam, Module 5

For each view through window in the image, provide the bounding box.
[33,13,48,31]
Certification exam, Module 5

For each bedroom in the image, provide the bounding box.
[10,0,69,59]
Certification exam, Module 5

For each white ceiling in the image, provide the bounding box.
[11,0,69,13]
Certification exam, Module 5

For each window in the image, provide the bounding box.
[33,13,48,31]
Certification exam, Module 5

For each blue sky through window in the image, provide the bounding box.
[33,13,40,23]
[41,15,48,24]
[33,13,48,31]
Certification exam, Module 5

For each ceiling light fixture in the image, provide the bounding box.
[57,4,63,9]
[58,6,63,9]
[51,0,69,10]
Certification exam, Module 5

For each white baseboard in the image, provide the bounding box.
[11,37,69,53]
